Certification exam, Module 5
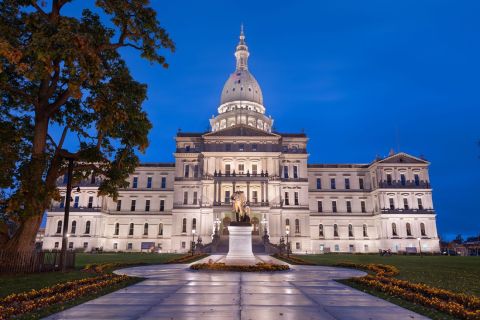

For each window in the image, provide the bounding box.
[160,200,165,212]
[414,174,420,186]
[332,200,337,213]
[59,196,65,208]
[420,223,426,236]
[161,177,167,189]
[400,174,406,186]
[113,243,118,250]
[284,192,289,205]
[417,198,423,210]
[88,196,93,208]
[349,244,355,253]
[194,165,199,178]
[319,224,324,237]
[359,178,364,190]
[185,145,191,152]
[386,173,392,185]
[252,164,258,175]
[127,243,133,250]
[239,144,244,151]
[158,223,163,236]
[145,200,150,212]
[116,200,121,211]
[294,192,299,205]
[334,244,339,252]
[192,218,197,231]
[83,242,88,249]
[334,224,339,237]
[403,198,409,210]
[238,164,244,174]
[295,219,300,233]
[252,191,258,203]
[131,199,136,211]
[296,242,300,250]
[226,144,231,151]
[364,244,369,252]
[183,192,189,205]
[184,165,190,177]
[225,164,231,176]
[285,219,290,226]
[193,192,198,205]
[317,201,323,213]
[361,201,366,213]
[389,198,395,210]
[129,223,134,236]
[330,178,336,189]
[56,220,62,234]
[181,241,186,249]
[348,224,354,237]
[406,223,412,236]
[252,144,257,151]
[68,242,73,249]
[71,221,76,234]
[182,218,187,233]
[143,223,148,236]
[392,223,398,236]
[316,178,322,189]
[85,221,91,234]
[346,201,352,213]
[283,166,289,179]
[225,191,230,204]
[293,166,298,179]
[73,196,79,208]
[147,177,152,188]
[363,224,368,237]
[345,178,350,190]
[132,177,138,188]
[54,242,59,249]
[114,223,119,235]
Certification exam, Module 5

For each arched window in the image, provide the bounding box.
[85,221,91,234]
[182,218,187,233]
[158,223,163,236]
[295,219,300,233]
[319,224,324,237]
[285,219,290,226]
[129,223,134,235]
[363,224,368,237]
[192,218,197,232]
[56,220,62,234]
[333,224,339,237]
[406,223,412,236]
[114,223,119,235]
[420,223,426,236]
[143,223,148,236]
[348,224,354,237]
[392,223,398,236]
[71,220,76,234]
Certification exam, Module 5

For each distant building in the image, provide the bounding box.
[35,228,45,250]
[42,28,440,254]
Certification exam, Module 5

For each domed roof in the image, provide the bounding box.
[220,70,263,105]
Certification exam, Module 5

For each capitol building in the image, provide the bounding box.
[43,29,440,254]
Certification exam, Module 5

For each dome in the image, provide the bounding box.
[220,70,263,105]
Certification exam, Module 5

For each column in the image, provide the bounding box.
[213,181,217,204]
[247,182,250,203]
[218,181,222,204]
[265,181,269,203]
[233,181,236,193]
[261,182,265,204]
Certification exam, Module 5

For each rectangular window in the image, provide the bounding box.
[316,178,322,190]
[400,174,406,186]
[330,178,336,190]
[113,243,118,250]
[131,200,136,211]
[389,198,395,210]
[293,166,298,179]
[127,243,133,250]
[225,164,231,176]
[184,165,190,178]
[145,200,150,212]
[132,177,138,188]
[161,177,167,189]
[359,178,364,190]
[386,173,392,186]
[294,192,299,205]
[194,165,199,178]
[68,242,73,249]
[346,200,352,213]
[296,242,300,250]
[54,242,59,249]
[284,192,290,205]
[252,144,257,151]
[252,164,258,175]
[252,191,258,203]
[116,200,121,211]
[59,196,65,208]
[238,164,244,174]
[345,178,350,190]
[88,196,93,208]
[403,198,409,210]
[83,242,88,249]
[417,198,423,210]
[181,241,186,249]
[185,145,191,152]
[160,199,165,212]
[283,166,289,179]
[73,196,79,208]
[361,201,366,213]
[193,192,198,205]
[226,144,231,151]
[317,201,323,213]
[332,201,337,213]
[239,144,244,151]
[183,192,188,205]
[147,177,152,188]
[225,191,231,204]
[414,174,420,186]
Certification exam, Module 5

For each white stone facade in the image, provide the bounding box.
[43,29,440,254]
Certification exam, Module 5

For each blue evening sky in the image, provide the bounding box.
[58,1,479,240]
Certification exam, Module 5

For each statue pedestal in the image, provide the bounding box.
[225,225,256,266]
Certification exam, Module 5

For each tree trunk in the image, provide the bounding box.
[4,214,43,251]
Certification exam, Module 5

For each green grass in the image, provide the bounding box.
[297,254,480,296]
[75,252,182,268]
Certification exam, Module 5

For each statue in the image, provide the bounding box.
[231,191,251,223]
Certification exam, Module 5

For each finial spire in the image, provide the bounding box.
[235,24,249,70]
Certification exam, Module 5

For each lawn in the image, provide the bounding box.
[297,254,480,296]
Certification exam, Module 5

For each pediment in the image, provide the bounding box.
[379,152,429,164]
[204,125,280,137]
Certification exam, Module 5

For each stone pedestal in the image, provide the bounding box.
[225,225,256,265]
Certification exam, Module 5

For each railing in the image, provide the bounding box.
[381,208,435,214]
[0,250,75,273]
[49,206,102,212]
[378,180,431,189]
[213,201,270,207]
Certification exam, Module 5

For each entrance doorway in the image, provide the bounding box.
[251,217,260,235]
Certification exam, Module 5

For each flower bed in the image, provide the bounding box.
[0,274,131,320]
[339,262,480,320]
[190,262,290,272]
[167,253,208,264]
[271,253,315,265]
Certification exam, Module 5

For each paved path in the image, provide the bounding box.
[45,256,428,320]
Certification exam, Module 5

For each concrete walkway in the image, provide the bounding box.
[44,256,428,320]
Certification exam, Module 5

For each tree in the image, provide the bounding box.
[0,0,174,251]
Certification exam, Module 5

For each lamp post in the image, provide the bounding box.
[286,226,290,257]
[417,237,423,258]
[213,217,221,239]
[191,229,196,256]
[261,216,268,243]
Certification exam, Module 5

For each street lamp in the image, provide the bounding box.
[417,237,423,258]
[213,217,221,239]
[286,226,290,257]
[191,229,196,256]
[261,216,268,243]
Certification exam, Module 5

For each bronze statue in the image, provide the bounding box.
[231,191,251,223]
